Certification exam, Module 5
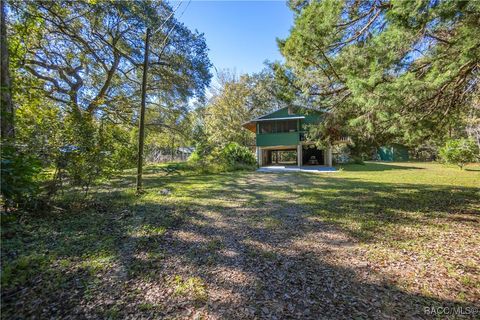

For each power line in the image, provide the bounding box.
[156,0,192,57]
[152,1,182,35]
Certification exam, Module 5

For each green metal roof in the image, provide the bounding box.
[257,107,302,119]
[254,116,304,122]
[243,107,324,133]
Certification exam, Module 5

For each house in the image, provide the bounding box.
[177,146,195,160]
[242,107,334,167]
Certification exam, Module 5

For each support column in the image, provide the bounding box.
[297,144,302,167]
[256,147,262,167]
[327,145,333,167]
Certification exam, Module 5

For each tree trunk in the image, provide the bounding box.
[1,0,14,141]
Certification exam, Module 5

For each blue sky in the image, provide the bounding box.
[175,0,294,75]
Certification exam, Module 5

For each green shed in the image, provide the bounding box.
[377,144,409,161]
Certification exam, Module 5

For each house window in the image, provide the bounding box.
[260,121,274,133]
[259,120,297,134]
[276,121,288,133]
[276,120,297,133]
[287,120,297,132]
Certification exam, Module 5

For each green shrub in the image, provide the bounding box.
[188,141,212,166]
[50,118,135,195]
[439,138,479,169]
[1,145,42,210]
[188,142,256,172]
[187,150,201,163]
[220,142,256,168]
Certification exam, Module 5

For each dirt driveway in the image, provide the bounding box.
[113,173,479,319]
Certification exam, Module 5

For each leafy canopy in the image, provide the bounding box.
[202,68,288,147]
[11,0,211,120]
[280,0,480,145]
[2,0,212,207]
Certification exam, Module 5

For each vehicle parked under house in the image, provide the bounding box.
[242,107,336,167]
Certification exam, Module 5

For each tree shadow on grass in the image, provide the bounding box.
[142,171,478,243]
[2,171,479,319]
[337,162,425,171]
[116,190,479,319]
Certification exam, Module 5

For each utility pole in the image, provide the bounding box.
[136,28,151,193]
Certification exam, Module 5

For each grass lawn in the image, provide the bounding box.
[2,161,479,319]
